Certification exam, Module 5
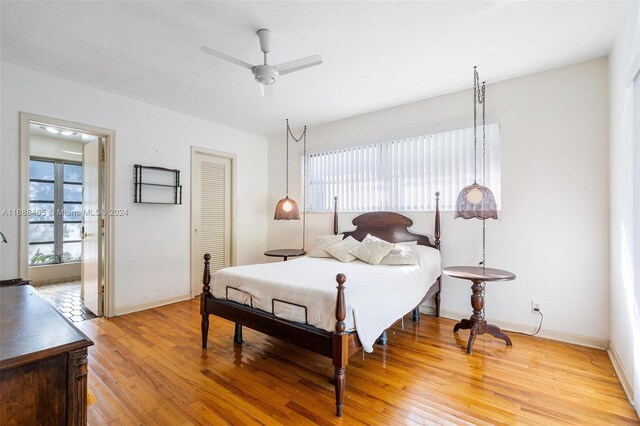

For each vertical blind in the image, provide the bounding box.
[306,123,500,212]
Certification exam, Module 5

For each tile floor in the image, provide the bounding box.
[34,281,97,322]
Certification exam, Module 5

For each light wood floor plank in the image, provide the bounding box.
[77,298,639,425]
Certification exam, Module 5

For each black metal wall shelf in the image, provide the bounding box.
[134,164,182,204]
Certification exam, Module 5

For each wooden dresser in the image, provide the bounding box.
[0,285,94,425]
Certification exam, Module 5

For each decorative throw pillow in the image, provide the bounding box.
[348,234,396,265]
[325,236,360,263]
[308,234,344,258]
[380,241,418,265]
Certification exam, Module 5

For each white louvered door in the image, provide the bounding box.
[191,151,231,297]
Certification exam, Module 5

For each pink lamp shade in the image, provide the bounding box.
[454,183,498,220]
[274,196,300,220]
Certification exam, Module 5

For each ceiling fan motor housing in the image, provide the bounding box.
[252,65,278,85]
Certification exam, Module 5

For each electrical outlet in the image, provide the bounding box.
[531,300,540,312]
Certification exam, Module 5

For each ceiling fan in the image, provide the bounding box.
[201,29,322,96]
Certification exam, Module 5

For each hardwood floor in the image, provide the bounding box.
[77,298,639,425]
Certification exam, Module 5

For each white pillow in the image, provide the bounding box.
[325,236,360,263]
[380,241,418,265]
[348,234,396,265]
[308,234,344,258]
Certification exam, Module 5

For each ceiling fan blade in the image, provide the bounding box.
[259,83,274,97]
[275,55,323,75]
[201,46,254,70]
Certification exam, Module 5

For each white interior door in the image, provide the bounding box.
[191,151,232,297]
[82,138,103,316]
[633,71,640,412]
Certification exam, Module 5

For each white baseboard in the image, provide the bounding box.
[607,343,635,406]
[114,294,191,317]
[419,306,609,350]
[32,276,81,286]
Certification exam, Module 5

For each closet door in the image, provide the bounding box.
[191,151,232,297]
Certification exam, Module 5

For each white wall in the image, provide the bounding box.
[609,0,640,412]
[30,263,80,284]
[268,58,610,346]
[0,63,269,314]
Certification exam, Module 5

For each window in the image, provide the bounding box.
[306,124,500,212]
[29,159,83,265]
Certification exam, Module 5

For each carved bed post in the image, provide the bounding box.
[201,253,211,349]
[333,196,339,235]
[435,192,441,317]
[434,191,441,250]
[333,273,348,417]
[234,323,244,345]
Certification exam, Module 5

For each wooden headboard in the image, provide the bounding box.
[332,192,441,250]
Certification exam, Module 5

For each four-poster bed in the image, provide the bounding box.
[200,192,442,417]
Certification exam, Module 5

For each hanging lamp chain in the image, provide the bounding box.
[285,119,308,250]
[473,67,478,183]
[302,128,307,250]
[482,220,486,266]
[481,78,487,266]
[286,120,307,142]
[285,119,307,197]
[285,119,289,197]
[473,69,489,267]
[481,81,486,186]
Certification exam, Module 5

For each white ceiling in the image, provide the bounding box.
[1,1,626,136]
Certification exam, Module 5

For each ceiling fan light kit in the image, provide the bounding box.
[252,65,278,85]
[201,28,322,95]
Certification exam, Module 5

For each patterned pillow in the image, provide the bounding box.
[308,234,344,258]
[348,235,396,265]
[325,236,360,263]
[380,241,418,266]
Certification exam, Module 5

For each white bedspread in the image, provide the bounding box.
[211,245,441,352]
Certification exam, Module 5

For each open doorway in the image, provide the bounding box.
[19,113,115,319]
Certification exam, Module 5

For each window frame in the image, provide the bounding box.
[304,124,501,213]
[29,157,83,266]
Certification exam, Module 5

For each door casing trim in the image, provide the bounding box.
[19,112,116,317]
[190,146,237,298]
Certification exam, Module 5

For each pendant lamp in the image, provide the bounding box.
[454,67,498,264]
[274,119,304,221]
[273,196,299,220]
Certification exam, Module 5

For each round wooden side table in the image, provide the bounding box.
[264,249,306,262]
[442,266,516,354]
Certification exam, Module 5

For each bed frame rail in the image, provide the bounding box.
[200,192,441,417]
[205,296,334,356]
[200,256,358,416]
